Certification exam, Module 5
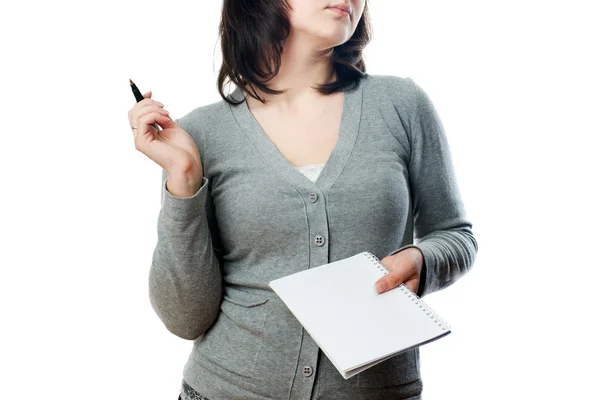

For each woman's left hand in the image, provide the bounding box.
[374,248,424,295]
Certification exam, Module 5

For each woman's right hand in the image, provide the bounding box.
[127,91,203,194]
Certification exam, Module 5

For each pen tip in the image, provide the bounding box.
[129,79,134,85]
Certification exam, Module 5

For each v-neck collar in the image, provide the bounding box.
[228,79,364,194]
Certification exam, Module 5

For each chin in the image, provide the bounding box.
[312,25,351,46]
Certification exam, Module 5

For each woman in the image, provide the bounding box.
[127,0,477,399]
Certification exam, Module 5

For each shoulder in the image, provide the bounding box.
[172,95,235,156]
[171,95,236,167]
[360,73,426,124]
[361,73,418,99]
[361,73,422,115]
[362,73,414,91]
[174,97,228,136]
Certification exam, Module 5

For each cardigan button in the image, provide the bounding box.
[308,192,318,202]
[314,235,325,246]
[303,365,313,377]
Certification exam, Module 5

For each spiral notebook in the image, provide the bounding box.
[269,251,451,380]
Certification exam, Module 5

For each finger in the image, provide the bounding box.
[131,105,170,136]
[136,111,163,139]
[139,135,172,170]
[134,114,177,156]
[135,112,175,142]
[137,98,164,108]
[154,112,177,129]
[139,103,169,116]
[142,91,166,107]
[131,92,154,113]
[404,278,419,295]
[374,272,403,294]
[374,262,414,295]
[131,90,162,113]
[129,97,165,127]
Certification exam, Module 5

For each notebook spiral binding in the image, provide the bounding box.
[363,251,450,332]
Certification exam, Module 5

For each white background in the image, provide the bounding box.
[1,1,599,399]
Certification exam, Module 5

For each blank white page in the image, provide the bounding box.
[269,251,451,379]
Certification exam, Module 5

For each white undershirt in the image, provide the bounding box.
[294,163,325,183]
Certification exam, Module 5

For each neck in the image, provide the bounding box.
[244,33,337,112]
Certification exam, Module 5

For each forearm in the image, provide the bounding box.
[165,167,203,198]
[149,175,223,340]
[390,226,477,297]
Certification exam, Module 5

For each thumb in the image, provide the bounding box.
[143,90,152,98]
[374,278,392,294]
[154,113,178,129]
[373,258,407,294]
[374,273,404,294]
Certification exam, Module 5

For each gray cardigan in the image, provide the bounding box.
[149,74,478,399]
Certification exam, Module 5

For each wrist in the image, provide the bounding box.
[166,171,203,198]
[405,247,425,277]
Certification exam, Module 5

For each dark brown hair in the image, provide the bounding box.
[216,0,372,105]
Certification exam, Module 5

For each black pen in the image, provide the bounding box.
[129,78,162,132]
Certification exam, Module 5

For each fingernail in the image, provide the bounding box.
[375,281,387,294]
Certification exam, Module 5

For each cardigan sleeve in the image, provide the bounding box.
[386,78,478,298]
[147,116,224,340]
